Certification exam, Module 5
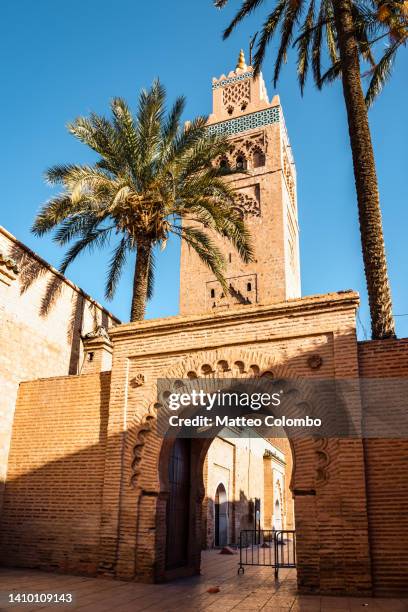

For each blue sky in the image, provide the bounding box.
[1,0,407,338]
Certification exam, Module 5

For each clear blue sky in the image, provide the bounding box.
[1,0,407,338]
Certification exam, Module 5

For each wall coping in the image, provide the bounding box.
[0,225,121,324]
[110,290,360,340]
[358,337,408,346]
[18,370,111,387]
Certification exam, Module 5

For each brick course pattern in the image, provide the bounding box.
[358,339,408,597]
[0,372,111,574]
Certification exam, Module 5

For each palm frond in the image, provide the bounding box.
[352,2,376,65]
[221,0,266,40]
[53,215,103,246]
[296,0,316,94]
[45,164,81,185]
[253,0,287,75]
[312,1,325,86]
[61,165,113,203]
[273,0,306,86]
[175,224,228,293]
[161,96,185,146]
[32,194,79,236]
[135,79,166,180]
[59,227,113,274]
[217,215,254,263]
[166,115,210,167]
[318,59,342,86]
[365,40,400,107]
[105,236,130,299]
[111,97,139,177]
[323,0,338,64]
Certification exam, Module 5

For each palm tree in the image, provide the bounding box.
[216,0,407,339]
[33,81,253,321]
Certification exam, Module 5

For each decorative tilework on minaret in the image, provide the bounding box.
[179,53,301,315]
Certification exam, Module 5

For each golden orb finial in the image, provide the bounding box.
[236,49,247,70]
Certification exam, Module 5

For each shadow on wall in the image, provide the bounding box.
[10,243,66,318]
[202,489,253,550]
[9,243,113,375]
[0,371,111,576]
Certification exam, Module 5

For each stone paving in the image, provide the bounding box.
[0,550,406,612]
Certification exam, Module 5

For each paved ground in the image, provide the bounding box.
[0,550,406,611]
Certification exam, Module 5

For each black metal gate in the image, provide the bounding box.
[238,529,296,578]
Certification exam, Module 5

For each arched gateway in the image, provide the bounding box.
[97,337,372,596]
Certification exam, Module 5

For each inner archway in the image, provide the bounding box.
[158,422,297,582]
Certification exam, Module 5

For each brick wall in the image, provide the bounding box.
[0,226,118,509]
[1,291,392,595]
[0,372,111,575]
[358,339,408,596]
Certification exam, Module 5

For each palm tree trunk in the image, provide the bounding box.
[130,240,151,321]
[333,0,395,340]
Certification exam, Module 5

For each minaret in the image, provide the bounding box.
[179,51,300,315]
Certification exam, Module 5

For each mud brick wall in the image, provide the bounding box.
[358,339,408,597]
[0,372,111,575]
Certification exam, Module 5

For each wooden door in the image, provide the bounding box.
[165,438,191,569]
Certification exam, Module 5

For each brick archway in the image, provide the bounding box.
[118,348,340,590]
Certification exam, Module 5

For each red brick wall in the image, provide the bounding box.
[0,372,111,575]
[358,339,408,596]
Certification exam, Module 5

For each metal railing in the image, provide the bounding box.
[238,529,296,578]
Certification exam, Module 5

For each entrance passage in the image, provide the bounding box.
[165,438,191,569]
[214,483,228,547]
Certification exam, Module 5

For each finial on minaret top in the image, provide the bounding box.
[236,49,247,70]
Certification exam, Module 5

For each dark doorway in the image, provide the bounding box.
[214,483,228,547]
[165,438,191,570]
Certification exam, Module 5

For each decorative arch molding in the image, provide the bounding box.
[128,347,331,493]
[129,405,156,487]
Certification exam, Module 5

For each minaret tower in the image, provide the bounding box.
[179,51,300,315]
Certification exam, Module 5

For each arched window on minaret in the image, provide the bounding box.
[236,154,247,171]
[219,157,229,170]
[253,148,265,168]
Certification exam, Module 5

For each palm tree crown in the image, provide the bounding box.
[33,81,253,321]
[216,0,407,339]
[216,0,407,106]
